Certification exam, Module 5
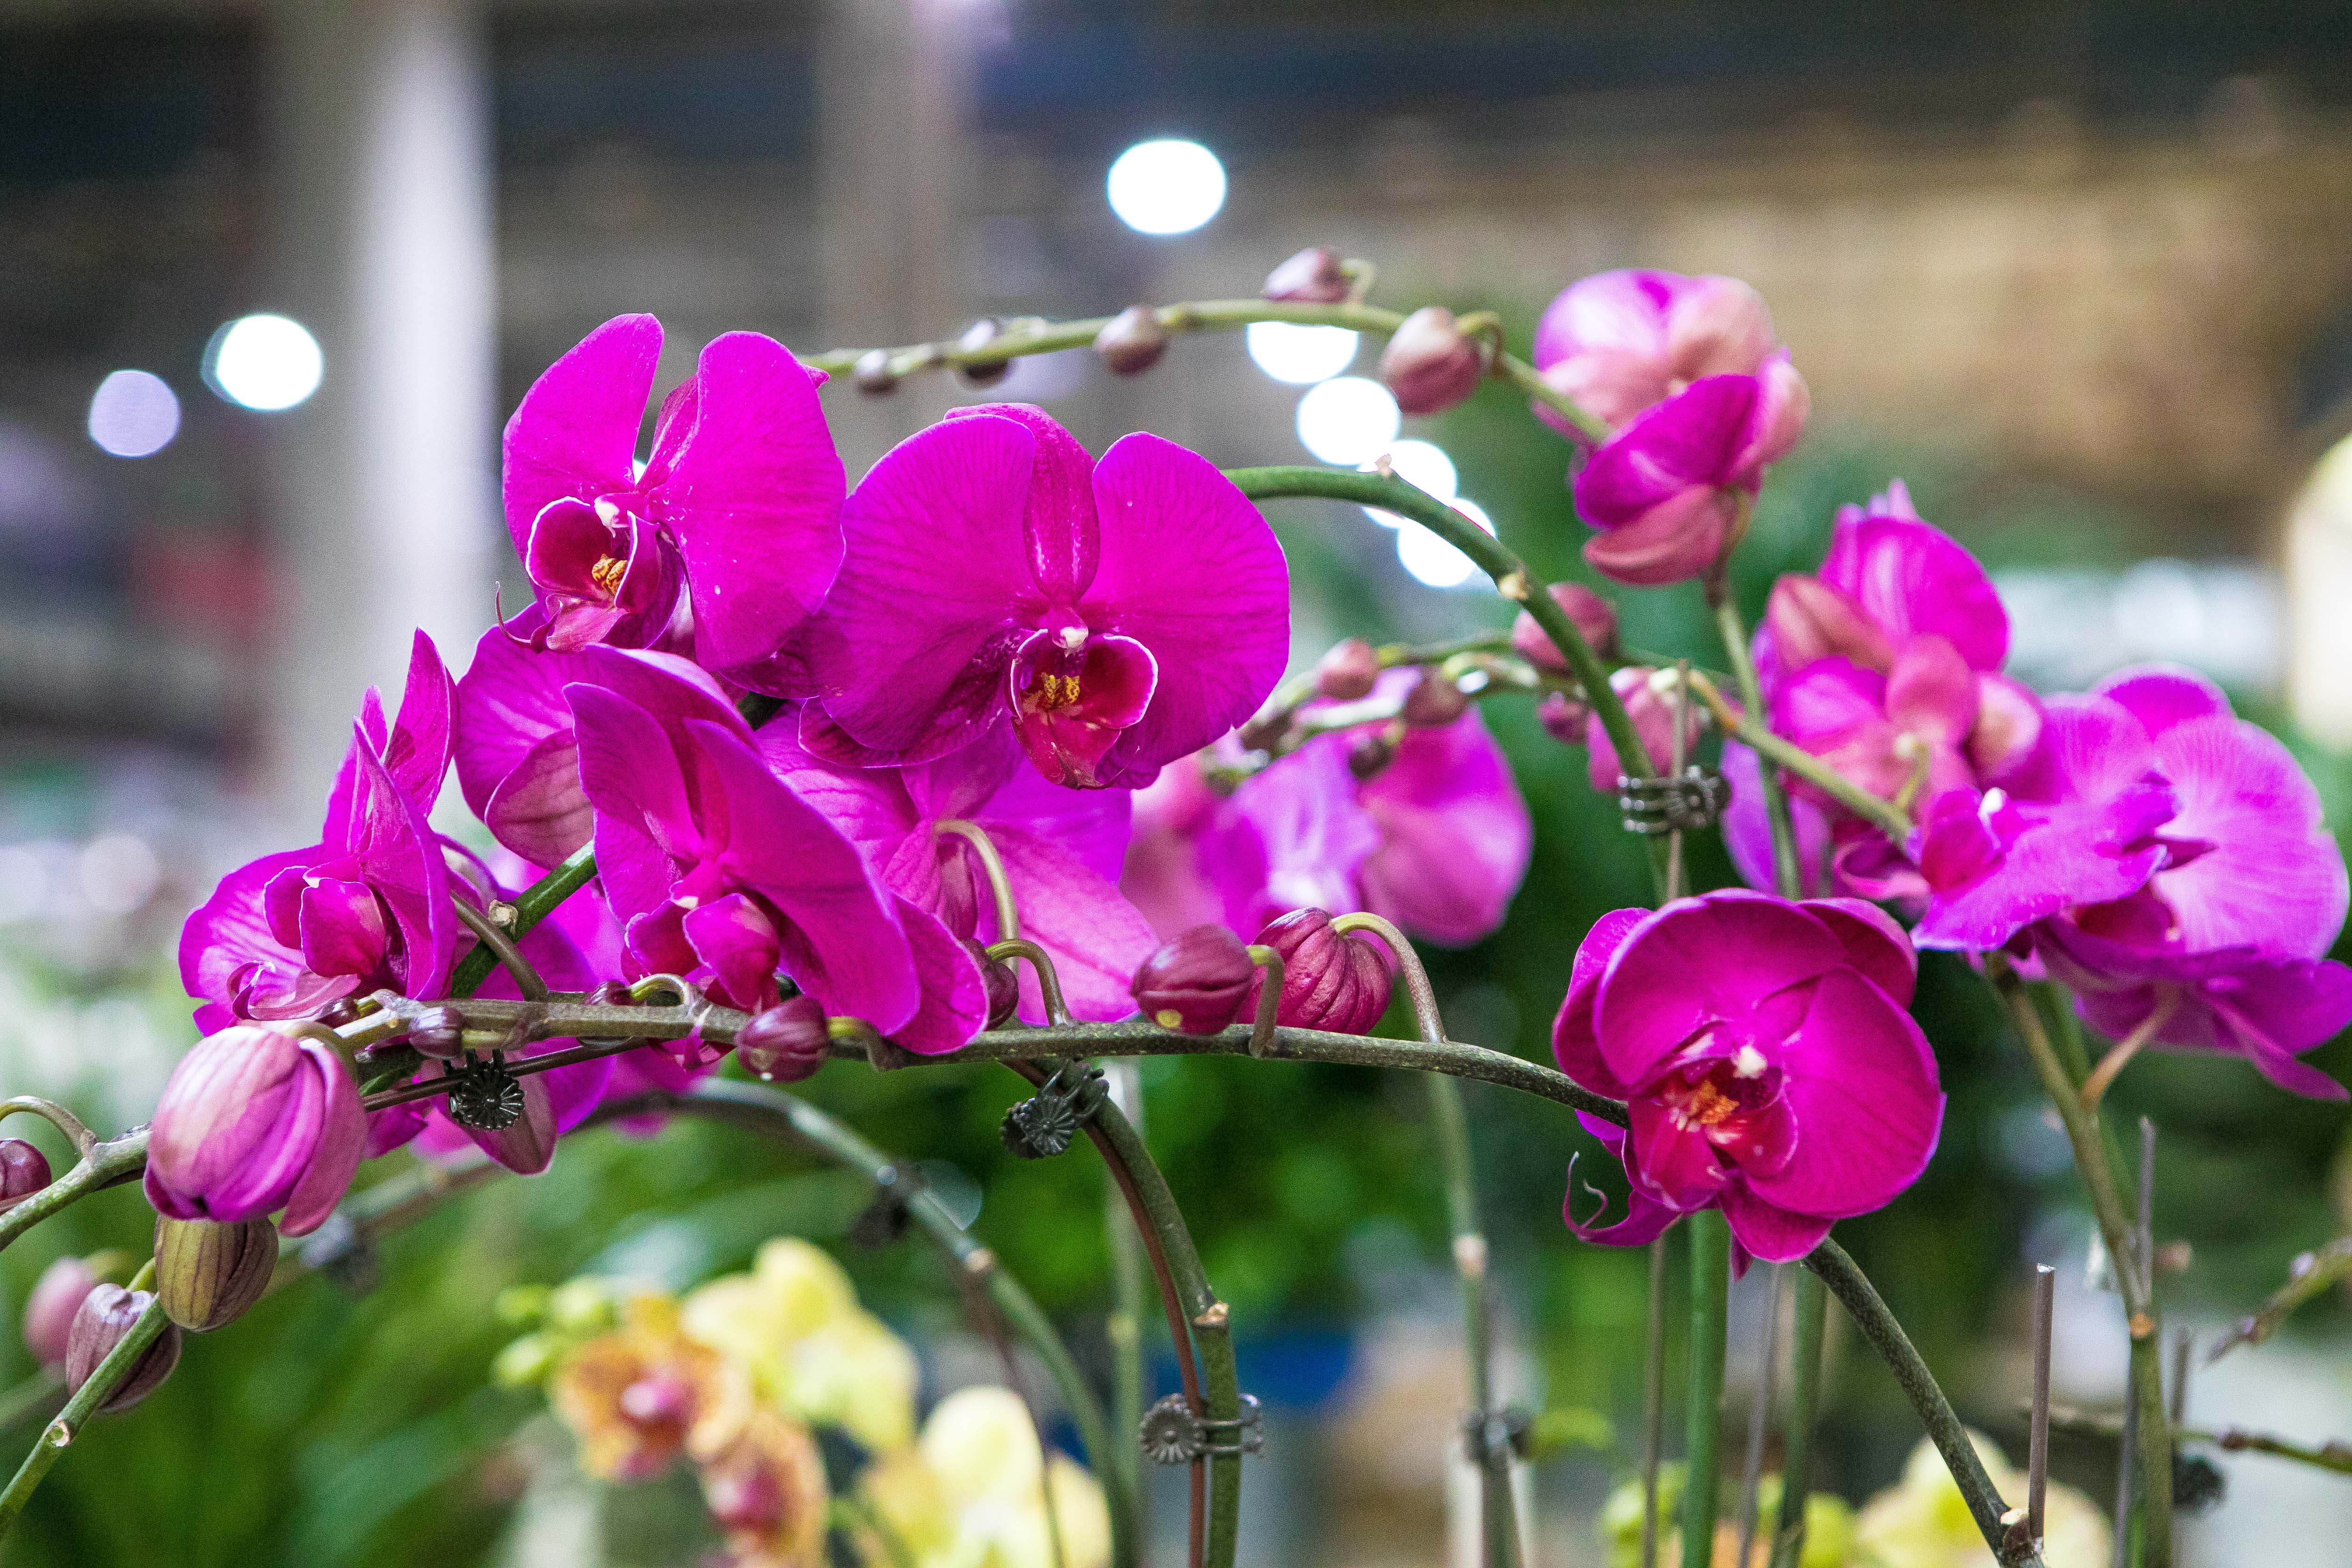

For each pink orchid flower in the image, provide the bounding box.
[790,404,1289,789]
[1554,891,1945,1265]
[502,314,844,673]
[1532,270,1780,438]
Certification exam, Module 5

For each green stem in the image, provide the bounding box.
[1804,1239,2038,1564]
[1685,670,1913,840]
[811,299,1611,442]
[1101,1061,1150,1550]
[1681,1211,1730,1564]
[0,1131,149,1256]
[0,1295,169,1539]
[445,843,597,999]
[1770,1268,1829,1568]
[1228,463,1671,896]
[2051,1404,2352,1476]
[1710,587,1804,896]
[1428,1071,1519,1568]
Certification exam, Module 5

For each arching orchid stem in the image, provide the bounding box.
[808,299,1611,442]
[935,819,1022,942]
[446,896,547,1001]
[1241,946,1285,1059]
[2047,1405,2352,1477]
[0,1098,98,1161]
[1229,464,1676,896]
[0,1127,151,1256]
[447,842,596,998]
[1259,631,1518,721]
[1707,583,1805,895]
[2079,991,2180,1111]
[1986,956,2172,1562]
[986,938,1072,1027]
[0,1293,169,1541]
[1331,910,1520,1568]
[1803,1239,2041,1567]
[1682,669,1914,840]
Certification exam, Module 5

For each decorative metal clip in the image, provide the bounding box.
[1617,765,1729,836]
[849,1164,923,1249]
[1140,1392,1265,1465]
[442,1051,526,1130]
[1459,1407,1533,1466]
[1001,1061,1107,1159]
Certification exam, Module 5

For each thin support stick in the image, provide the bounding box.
[1736,1266,1785,1568]
[1770,1268,1828,1568]
[1682,1209,1731,1565]
[2030,1265,2054,1544]
[1640,1236,1669,1568]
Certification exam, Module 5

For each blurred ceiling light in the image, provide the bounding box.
[205,313,323,411]
[1106,139,1226,236]
[1295,376,1400,467]
[1360,438,1457,528]
[86,370,181,458]
[1246,322,1358,385]
[1397,497,1494,589]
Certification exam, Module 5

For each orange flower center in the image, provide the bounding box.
[589,553,627,595]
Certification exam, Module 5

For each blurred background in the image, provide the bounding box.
[7,0,2352,1562]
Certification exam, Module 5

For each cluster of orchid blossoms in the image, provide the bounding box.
[3,246,2345,1568]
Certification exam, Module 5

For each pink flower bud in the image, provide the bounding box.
[66,1285,182,1414]
[1765,574,1891,675]
[1379,307,1485,415]
[24,1257,99,1368]
[1511,583,1619,671]
[1346,729,1395,779]
[1132,926,1257,1035]
[1536,692,1589,744]
[0,1140,50,1208]
[1093,306,1167,375]
[737,996,830,1084]
[1253,909,1393,1034]
[1262,245,1349,304]
[964,938,1021,1029]
[1315,638,1381,701]
[144,1024,367,1239]
[1402,671,1469,728]
[955,318,1011,387]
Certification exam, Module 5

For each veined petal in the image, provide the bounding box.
[503,314,661,555]
[1820,514,2009,674]
[1718,1186,1834,1265]
[1550,906,1655,1100]
[2146,713,2347,960]
[1595,892,1845,1086]
[1745,970,1943,1218]
[1357,710,1531,947]
[987,826,1160,1024]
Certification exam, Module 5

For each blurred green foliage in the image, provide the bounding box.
[4,362,2351,1564]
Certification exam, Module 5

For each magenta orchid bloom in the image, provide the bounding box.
[144,1023,368,1236]
[1571,365,1809,586]
[182,633,463,1032]
[1123,683,1532,948]
[1532,269,1779,438]
[791,404,1289,788]
[502,314,845,672]
[567,653,984,1054]
[761,718,1158,1024]
[1760,492,2041,812]
[1554,891,1944,1265]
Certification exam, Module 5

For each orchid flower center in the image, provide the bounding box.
[1660,1045,1779,1134]
[1005,622,1158,788]
[589,553,628,596]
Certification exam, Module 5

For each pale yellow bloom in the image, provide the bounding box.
[855,1386,1112,1568]
[1856,1430,2108,1568]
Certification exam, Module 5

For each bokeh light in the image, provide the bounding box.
[1106,139,1226,235]
[1397,496,1495,589]
[1295,376,1401,466]
[1245,322,1358,385]
[84,370,180,458]
[205,313,323,411]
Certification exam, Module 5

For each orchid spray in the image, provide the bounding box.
[1,249,2337,1568]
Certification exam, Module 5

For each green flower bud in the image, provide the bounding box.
[153,1215,278,1332]
[491,1332,558,1389]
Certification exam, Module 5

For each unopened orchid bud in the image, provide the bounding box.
[1536,692,1590,745]
[737,996,830,1085]
[1093,306,1167,375]
[406,1004,465,1058]
[1511,583,1620,671]
[1346,728,1395,779]
[1237,712,1290,753]
[1316,638,1381,701]
[956,319,1010,387]
[1764,574,1890,675]
[1253,909,1393,1034]
[1132,926,1257,1035]
[145,1023,367,1239]
[66,1285,182,1414]
[1379,307,1485,415]
[153,1215,277,1332]
[966,939,1021,1029]
[23,1257,101,1368]
[0,1140,49,1209]
[1262,245,1350,304]
[1402,671,1469,728]
[853,349,898,396]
